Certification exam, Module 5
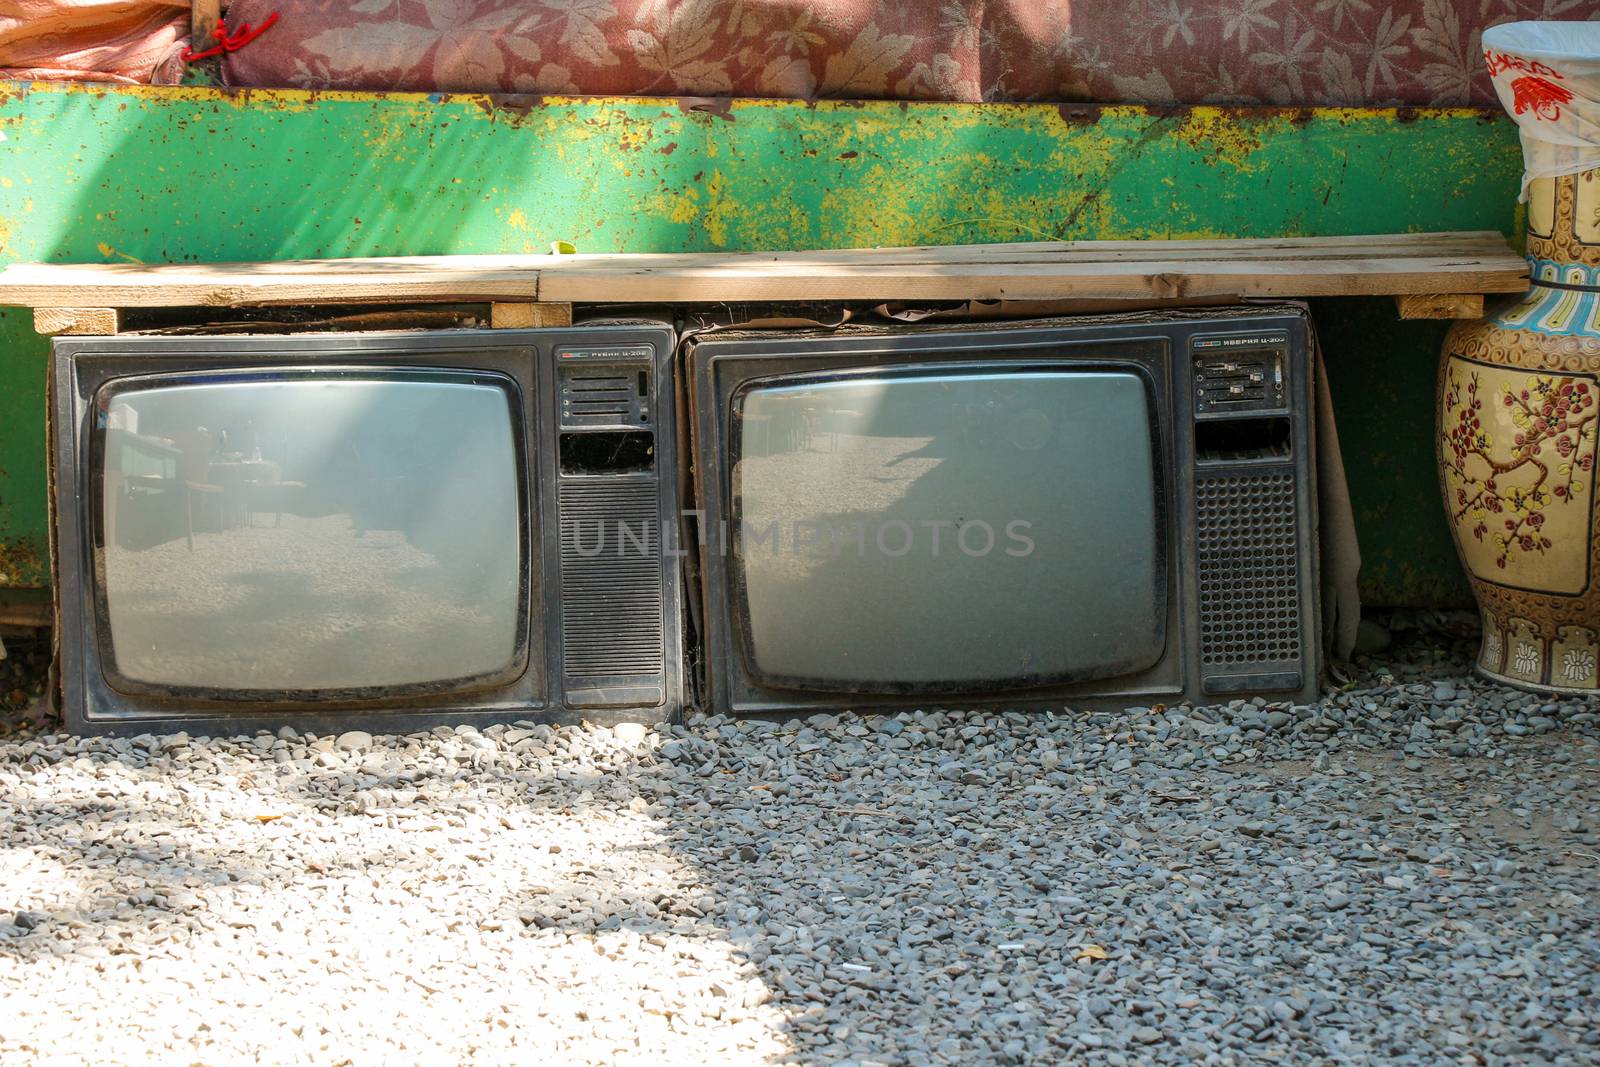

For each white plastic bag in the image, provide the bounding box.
[1482,22,1600,202]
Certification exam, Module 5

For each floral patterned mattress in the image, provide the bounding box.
[4,1,1597,105]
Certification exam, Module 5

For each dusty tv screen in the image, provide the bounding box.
[731,369,1165,690]
[94,374,523,696]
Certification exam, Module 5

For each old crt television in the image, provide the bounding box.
[687,307,1321,715]
[51,326,682,735]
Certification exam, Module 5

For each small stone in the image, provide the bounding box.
[614,722,648,745]
[1132,1026,1163,1045]
[334,731,372,751]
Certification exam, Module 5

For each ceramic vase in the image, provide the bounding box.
[1439,23,1600,692]
[1439,168,1600,692]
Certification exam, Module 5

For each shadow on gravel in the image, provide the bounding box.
[2,811,261,959]
[622,625,1600,1064]
[0,736,650,961]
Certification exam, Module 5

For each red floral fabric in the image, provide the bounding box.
[986,1,1600,105]
[6,1,1598,104]
[217,0,1600,105]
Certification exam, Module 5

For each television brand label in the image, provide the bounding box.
[1194,334,1287,349]
[557,346,654,361]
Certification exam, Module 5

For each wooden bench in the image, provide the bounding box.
[0,232,1528,335]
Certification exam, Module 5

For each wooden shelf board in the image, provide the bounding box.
[0,233,1527,312]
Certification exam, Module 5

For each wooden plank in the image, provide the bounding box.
[191,0,221,53]
[32,307,120,335]
[491,302,573,328]
[0,233,1526,310]
[1395,293,1486,320]
[0,601,50,628]
[538,258,1526,304]
[522,232,1517,268]
[0,255,544,309]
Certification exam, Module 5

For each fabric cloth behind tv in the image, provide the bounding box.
[1311,332,1361,664]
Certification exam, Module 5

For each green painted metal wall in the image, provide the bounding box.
[0,83,1525,603]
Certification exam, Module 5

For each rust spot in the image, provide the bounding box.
[471,93,548,124]
[1395,106,1421,124]
[838,150,858,159]
[659,141,678,155]
[677,97,734,121]
[1055,104,1103,126]
[0,537,46,587]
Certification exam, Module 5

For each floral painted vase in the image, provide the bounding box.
[1440,184,1600,693]
[1440,24,1600,693]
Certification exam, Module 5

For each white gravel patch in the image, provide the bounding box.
[2,619,1599,1066]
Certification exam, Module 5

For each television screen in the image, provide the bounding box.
[94,373,524,696]
[731,368,1164,690]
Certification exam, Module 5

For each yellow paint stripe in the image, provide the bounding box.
[0,80,1495,126]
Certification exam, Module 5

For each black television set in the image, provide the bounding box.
[686,306,1322,715]
[50,326,683,735]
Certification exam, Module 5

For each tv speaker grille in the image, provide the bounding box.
[558,482,665,677]
[1195,469,1303,668]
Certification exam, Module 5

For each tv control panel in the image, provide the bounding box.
[556,344,654,428]
[1191,333,1289,415]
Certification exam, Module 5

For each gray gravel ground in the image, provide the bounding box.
[3,615,1599,1065]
